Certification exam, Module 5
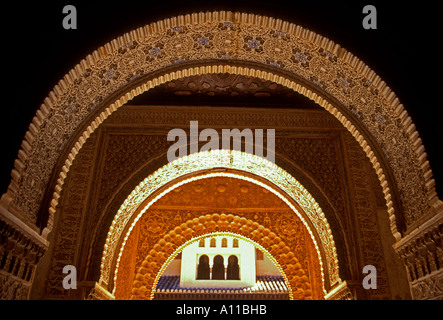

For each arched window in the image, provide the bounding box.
[221,238,227,247]
[210,238,216,247]
[196,255,210,280]
[199,239,205,247]
[227,255,240,280]
[233,239,239,248]
[212,255,224,280]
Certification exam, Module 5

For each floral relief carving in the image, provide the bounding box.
[3,12,436,241]
[344,133,392,299]
[98,150,340,293]
[126,213,317,300]
[39,103,411,299]
[3,10,441,302]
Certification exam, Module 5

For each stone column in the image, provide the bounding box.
[0,204,47,300]
[394,208,443,300]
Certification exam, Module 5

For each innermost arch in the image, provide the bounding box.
[155,233,288,299]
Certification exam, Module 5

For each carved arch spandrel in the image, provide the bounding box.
[3,11,438,247]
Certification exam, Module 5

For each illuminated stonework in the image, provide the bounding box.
[132,223,312,300]
[1,10,441,302]
[2,11,438,249]
[100,150,340,298]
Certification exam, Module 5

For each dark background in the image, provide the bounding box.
[1,0,441,199]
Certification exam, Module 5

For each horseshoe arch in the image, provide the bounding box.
[1,11,440,288]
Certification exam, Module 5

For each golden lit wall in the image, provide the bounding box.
[38,103,406,300]
[114,177,323,299]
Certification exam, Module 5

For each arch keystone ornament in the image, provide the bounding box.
[1,10,442,300]
[98,150,343,299]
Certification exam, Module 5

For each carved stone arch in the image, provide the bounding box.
[84,137,351,284]
[1,11,441,302]
[99,150,341,298]
[2,11,439,246]
[132,225,312,300]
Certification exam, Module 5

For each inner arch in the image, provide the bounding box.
[47,63,401,242]
[127,211,320,300]
[100,149,340,297]
[6,11,435,258]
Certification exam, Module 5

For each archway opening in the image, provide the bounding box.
[212,255,225,280]
[196,255,210,280]
[101,152,343,300]
[17,11,435,247]
[227,255,240,280]
[1,9,437,302]
[101,149,342,300]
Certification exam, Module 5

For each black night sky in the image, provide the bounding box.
[1,0,441,199]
